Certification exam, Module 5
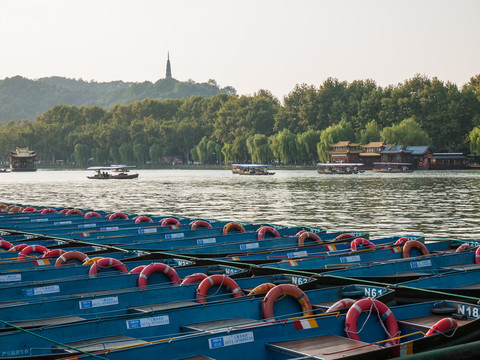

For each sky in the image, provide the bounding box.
[1,0,479,100]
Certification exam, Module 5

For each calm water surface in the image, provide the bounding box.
[1,169,479,240]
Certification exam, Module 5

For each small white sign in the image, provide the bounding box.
[25,285,60,296]
[79,296,119,309]
[165,233,184,239]
[78,223,96,228]
[410,259,432,269]
[0,274,21,282]
[209,332,254,349]
[54,221,72,226]
[240,243,259,250]
[197,238,216,245]
[138,228,157,234]
[287,251,308,258]
[126,315,170,329]
[100,227,119,232]
[340,255,361,263]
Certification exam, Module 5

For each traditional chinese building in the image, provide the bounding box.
[10,147,37,172]
[405,146,434,169]
[429,153,467,169]
[359,142,386,169]
[379,145,413,163]
[327,141,362,163]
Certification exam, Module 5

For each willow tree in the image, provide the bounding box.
[469,127,480,154]
[270,128,298,164]
[381,117,430,146]
[246,134,273,164]
[317,120,355,162]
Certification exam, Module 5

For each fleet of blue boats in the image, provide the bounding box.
[0,204,480,359]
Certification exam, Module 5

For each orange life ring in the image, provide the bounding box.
[247,283,276,296]
[181,273,208,285]
[297,232,323,247]
[333,233,354,242]
[8,244,28,252]
[190,220,213,230]
[42,249,66,258]
[326,298,356,313]
[0,239,13,251]
[54,251,90,267]
[18,244,49,260]
[129,265,146,274]
[41,208,58,215]
[65,209,83,216]
[160,217,180,227]
[394,237,409,245]
[476,247,480,264]
[455,243,471,253]
[425,317,458,336]
[345,298,399,345]
[22,207,37,213]
[84,211,101,218]
[262,284,312,319]
[135,215,153,224]
[59,209,70,214]
[108,212,128,221]
[8,206,23,213]
[350,238,375,251]
[222,222,246,235]
[88,257,128,276]
[138,263,181,288]
[196,274,244,303]
[257,226,280,240]
[295,230,306,237]
[402,240,429,258]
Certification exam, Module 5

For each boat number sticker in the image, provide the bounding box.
[292,276,310,285]
[79,296,119,309]
[0,274,21,282]
[100,226,119,232]
[224,267,241,275]
[208,331,254,349]
[340,255,361,263]
[31,218,49,222]
[24,285,60,296]
[176,259,193,266]
[410,259,432,269]
[457,304,480,318]
[126,315,170,329]
[54,221,72,226]
[165,233,184,239]
[138,228,157,234]
[287,251,308,258]
[78,223,97,228]
[364,287,383,297]
[197,238,216,245]
[1,349,30,357]
[240,243,259,250]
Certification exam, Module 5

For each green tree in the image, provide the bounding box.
[73,143,90,167]
[380,117,430,146]
[359,120,381,144]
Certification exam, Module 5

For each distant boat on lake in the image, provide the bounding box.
[9,147,37,172]
[316,163,364,174]
[87,165,139,179]
[231,164,275,175]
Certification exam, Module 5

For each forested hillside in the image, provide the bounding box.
[0,76,236,121]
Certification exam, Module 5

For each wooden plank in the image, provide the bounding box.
[182,317,262,332]
[130,301,199,313]
[402,314,472,329]
[63,335,148,353]
[12,315,86,328]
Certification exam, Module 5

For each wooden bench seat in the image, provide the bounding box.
[181,317,262,333]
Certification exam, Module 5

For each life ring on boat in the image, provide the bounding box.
[326,298,356,313]
[247,283,276,296]
[350,238,375,251]
[222,222,246,235]
[59,209,70,214]
[84,211,101,218]
[345,298,399,345]
[65,209,83,216]
[22,207,37,213]
[129,265,146,274]
[160,217,180,227]
[8,244,28,252]
[425,317,458,336]
[0,204,8,211]
[333,233,354,242]
[257,226,280,240]
[138,263,181,288]
[297,232,323,247]
[108,212,128,221]
[196,274,244,303]
[88,257,128,276]
[8,206,23,213]
[42,249,66,258]
[190,220,213,230]
[455,243,471,253]
[0,239,13,251]
[17,244,49,259]
[262,284,313,319]
[82,257,103,265]
[295,230,307,237]
[135,216,154,224]
[394,237,409,245]
[419,162,424,167]
[475,247,480,264]
[402,240,429,258]
[181,273,208,285]
[41,208,58,215]
[54,251,90,267]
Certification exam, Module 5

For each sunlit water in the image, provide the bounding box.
[1,169,480,240]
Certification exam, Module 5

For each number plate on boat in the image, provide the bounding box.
[78,223,96,228]
[31,218,49,222]
[126,315,170,329]
[79,296,119,309]
[410,259,432,269]
[340,255,361,263]
[240,243,259,250]
[0,274,21,282]
[197,238,216,245]
[363,287,384,297]
[287,250,308,258]
[138,228,157,234]
[457,304,480,318]
[24,285,60,296]
[165,233,184,239]
[208,331,254,349]
[100,227,119,232]
[54,221,72,226]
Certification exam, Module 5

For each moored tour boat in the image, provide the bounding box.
[87,165,138,179]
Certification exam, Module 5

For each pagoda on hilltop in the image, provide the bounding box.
[165,52,172,79]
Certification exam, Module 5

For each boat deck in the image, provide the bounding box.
[181,317,263,333]
[11,315,86,328]
[56,335,148,353]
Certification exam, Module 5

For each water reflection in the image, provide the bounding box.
[1,169,479,240]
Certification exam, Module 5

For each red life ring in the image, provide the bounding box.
[41,208,58,215]
[394,237,409,245]
[135,216,153,224]
[54,251,90,267]
[262,284,312,319]
[425,317,458,336]
[42,249,66,258]
[0,239,13,251]
[59,209,70,214]
[8,244,28,252]
[247,283,276,296]
[333,233,354,242]
[196,274,244,303]
[8,206,23,213]
[419,162,424,167]
[65,209,83,216]
[22,207,37,213]
[18,244,49,260]
[108,212,128,221]
[294,230,307,237]
[475,247,480,264]
[350,238,375,251]
[84,211,101,218]
[402,240,429,258]
[326,298,356,313]
[222,222,246,235]
[181,273,208,285]
[88,257,128,276]
[297,232,323,247]
[455,243,471,253]
[138,263,180,288]
[345,298,399,345]
[257,226,280,240]
[190,220,213,230]
[160,217,180,227]
[129,265,146,274]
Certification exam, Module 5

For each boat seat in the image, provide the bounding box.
[53,335,148,353]
[127,300,199,314]
[266,334,380,359]
[0,300,27,308]
[439,264,480,271]
[181,317,262,333]
[398,313,473,332]
[11,315,86,329]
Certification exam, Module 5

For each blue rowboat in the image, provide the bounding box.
[41,299,480,360]
[0,283,392,358]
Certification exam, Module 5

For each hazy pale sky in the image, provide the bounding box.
[1,0,479,100]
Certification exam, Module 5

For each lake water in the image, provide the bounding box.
[1,169,479,240]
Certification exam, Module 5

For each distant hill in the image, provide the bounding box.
[0,76,237,121]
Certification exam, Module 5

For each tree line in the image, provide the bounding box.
[1,74,480,167]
